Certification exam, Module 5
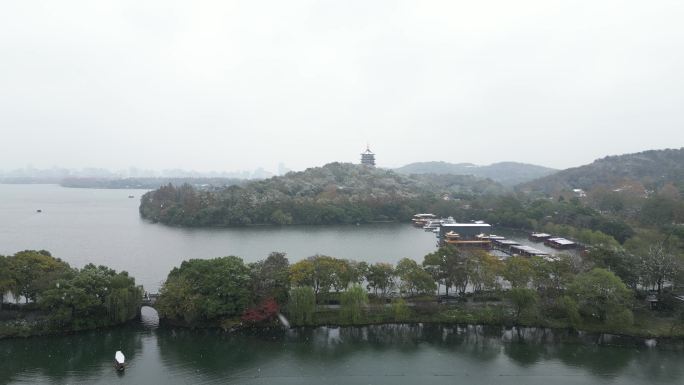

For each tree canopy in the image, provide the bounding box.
[156,256,251,323]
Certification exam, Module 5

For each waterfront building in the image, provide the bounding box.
[361,146,376,166]
[439,223,492,247]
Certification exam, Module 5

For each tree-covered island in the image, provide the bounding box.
[139,162,503,226]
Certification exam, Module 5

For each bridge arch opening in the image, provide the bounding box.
[139,306,159,328]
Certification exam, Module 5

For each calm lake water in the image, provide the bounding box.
[0,184,438,291]
[2,321,683,385]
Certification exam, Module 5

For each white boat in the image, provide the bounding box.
[412,213,436,227]
[114,351,125,371]
[423,220,442,230]
[423,216,457,231]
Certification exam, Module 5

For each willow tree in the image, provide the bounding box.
[288,286,315,325]
[105,272,143,323]
[0,255,13,310]
[391,298,410,321]
[340,285,368,324]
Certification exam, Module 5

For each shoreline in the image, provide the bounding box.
[5,317,684,351]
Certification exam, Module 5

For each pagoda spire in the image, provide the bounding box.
[360,144,376,166]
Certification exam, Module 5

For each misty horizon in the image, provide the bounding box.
[1,145,682,179]
[2,1,683,172]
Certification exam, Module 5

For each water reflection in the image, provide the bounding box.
[0,327,144,384]
[1,324,683,385]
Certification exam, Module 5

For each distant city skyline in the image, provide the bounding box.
[2,1,683,172]
[3,145,683,178]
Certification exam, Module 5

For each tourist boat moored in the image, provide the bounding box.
[114,351,125,371]
[422,216,456,231]
[423,220,442,230]
[529,232,552,242]
[412,213,437,227]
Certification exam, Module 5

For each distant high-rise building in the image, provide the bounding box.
[277,162,291,176]
[361,145,376,166]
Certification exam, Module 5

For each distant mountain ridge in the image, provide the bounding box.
[395,161,556,186]
[518,148,684,195]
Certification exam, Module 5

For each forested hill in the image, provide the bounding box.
[139,162,504,226]
[518,148,684,195]
[395,161,556,186]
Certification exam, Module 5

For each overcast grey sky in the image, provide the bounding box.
[1,0,683,173]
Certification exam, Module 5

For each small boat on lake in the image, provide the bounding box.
[128,195,135,198]
[36,209,42,213]
[114,351,125,371]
